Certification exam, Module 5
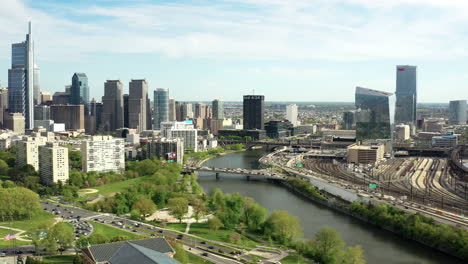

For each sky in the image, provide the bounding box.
[1,0,468,103]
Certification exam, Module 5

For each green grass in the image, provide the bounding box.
[42,255,76,263]
[0,238,31,248]
[187,250,215,264]
[0,210,56,231]
[188,223,258,248]
[166,223,187,232]
[88,221,140,242]
[281,254,310,264]
[78,176,152,201]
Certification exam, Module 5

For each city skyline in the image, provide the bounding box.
[2,0,468,102]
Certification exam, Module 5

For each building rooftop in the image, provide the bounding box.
[356,87,393,97]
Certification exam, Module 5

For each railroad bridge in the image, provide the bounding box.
[183,166,287,180]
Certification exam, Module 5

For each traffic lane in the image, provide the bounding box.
[40,201,99,219]
[0,246,35,256]
[185,246,242,264]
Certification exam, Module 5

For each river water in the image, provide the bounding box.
[197,149,463,264]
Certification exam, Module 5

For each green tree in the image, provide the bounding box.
[173,243,188,264]
[192,199,207,223]
[343,245,366,264]
[243,198,267,231]
[132,198,156,218]
[208,216,224,231]
[308,228,345,264]
[51,222,75,252]
[0,159,9,175]
[167,198,188,223]
[264,210,303,244]
[136,159,159,176]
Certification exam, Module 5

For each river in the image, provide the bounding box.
[197,149,463,264]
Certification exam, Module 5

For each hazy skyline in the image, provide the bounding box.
[2,0,468,102]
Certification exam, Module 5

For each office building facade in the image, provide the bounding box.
[161,121,198,152]
[0,88,8,128]
[71,73,89,112]
[50,104,85,130]
[212,99,224,120]
[449,100,467,125]
[81,136,125,173]
[39,142,69,185]
[128,79,148,132]
[342,111,356,130]
[285,104,298,127]
[147,138,184,163]
[101,80,124,132]
[154,88,169,130]
[243,95,265,130]
[355,87,393,140]
[8,22,35,129]
[395,65,417,125]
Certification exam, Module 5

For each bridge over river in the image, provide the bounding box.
[184,166,287,180]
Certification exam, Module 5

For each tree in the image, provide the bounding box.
[167,198,188,223]
[208,216,224,232]
[51,222,75,252]
[132,198,156,218]
[136,159,159,176]
[308,228,345,264]
[0,159,9,175]
[173,243,188,264]
[343,245,366,264]
[243,198,267,231]
[110,235,130,242]
[264,210,302,244]
[192,199,207,223]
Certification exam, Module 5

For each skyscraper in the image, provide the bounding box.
[286,104,298,126]
[154,88,169,130]
[8,22,35,129]
[71,73,89,112]
[50,105,85,130]
[128,79,148,132]
[355,87,393,140]
[0,88,8,128]
[395,65,417,125]
[194,103,207,118]
[449,100,467,125]
[33,65,40,105]
[212,99,224,120]
[168,98,176,121]
[101,80,124,132]
[243,95,265,130]
[342,111,356,130]
[123,94,129,128]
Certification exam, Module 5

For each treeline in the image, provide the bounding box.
[350,202,468,260]
[0,187,42,220]
[286,178,326,201]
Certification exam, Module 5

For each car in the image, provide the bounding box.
[202,253,208,257]
[176,235,183,239]
[208,246,214,249]
[56,205,60,207]
[132,229,137,232]
[158,230,163,233]
[0,252,6,257]
[150,234,155,237]
[134,223,140,227]
[200,241,206,245]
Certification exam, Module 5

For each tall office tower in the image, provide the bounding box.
[395,65,417,125]
[123,94,129,128]
[154,88,169,130]
[71,73,89,113]
[40,92,51,104]
[212,99,224,120]
[128,79,148,132]
[243,95,265,130]
[39,142,69,185]
[16,136,46,171]
[0,88,8,127]
[81,136,125,173]
[146,97,152,130]
[34,105,50,120]
[89,99,103,132]
[180,103,193,119]
[50,105,85,130]
[147,138,184,163]
[101,80,124,132]
[449,100,467,125]
[33,65,40,105]
[194,103,207,118]
[52,91,71,105]
[342,111,356,130]
[355,87,393,140]
[5,113,25,134]
[175,102,183,121]
[285,104,298,127]
[168,98,176,121]
[8,22,35,129]
[161,121,198,152]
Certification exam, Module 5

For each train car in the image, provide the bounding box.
[435,210,445,215]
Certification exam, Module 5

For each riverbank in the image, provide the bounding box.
[195,149,246,167]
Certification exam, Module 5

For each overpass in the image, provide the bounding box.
[218,139,321,150]
[184,166,287,180]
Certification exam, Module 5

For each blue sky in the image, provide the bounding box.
[1,0,468,102]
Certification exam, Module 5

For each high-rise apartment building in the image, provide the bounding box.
[50,104,85,130]
[395,65,417,125]
[147,138,184,163]
[161,121,198,152]
[81,136,125,173]
[128,79,148,132]
[194,103,207,119]
[154,88,169,130]
[5,113,25,134]
[101,80,124,132]
[342,111,356,130]
[449,100,467,125]
[243,95,264,130]
[39,142,69,185]
[212,99,224,120]
[71,73,89,113]
[8,22,36,129]
[285,104,298,127]
[168,98,176,121]
[355,87,393,140]
[16,136,46,171]
[0,88,8,128]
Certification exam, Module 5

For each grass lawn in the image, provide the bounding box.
[78,176,152,201]
[0,238,31,248]
[0,210,56,231]
[281,254,310,264]
[166,223,187,232]
[187,250,215,264]
[42,255,76,263]
[88,221,140,242]
[188,223,258,248]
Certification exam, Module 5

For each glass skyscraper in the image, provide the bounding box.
[8,22,35,129]
[154,88,169,130]
[212,99,224,120]
[243,95,265,130]
[71,73,89,111]
[395,65,417,125]
[355,87,394,140]
[449,100,467,125]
